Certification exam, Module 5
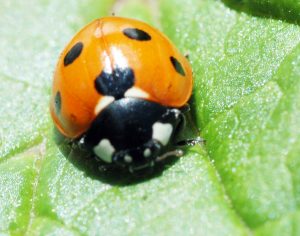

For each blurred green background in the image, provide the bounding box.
[1,0,300,235]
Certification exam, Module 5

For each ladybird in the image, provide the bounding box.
[50,17,193,172]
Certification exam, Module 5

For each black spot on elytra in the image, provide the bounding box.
[64,42,83,66]
[170,56,185,76]
[95,67,135,99]
[123,28,151,41]
[55,91,61,114]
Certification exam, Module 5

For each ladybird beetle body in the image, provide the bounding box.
[50,17,193,172]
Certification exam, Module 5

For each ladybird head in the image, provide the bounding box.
[83,98,185,172]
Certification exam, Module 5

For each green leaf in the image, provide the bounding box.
[1,0,300,235]
[223,0,300,24]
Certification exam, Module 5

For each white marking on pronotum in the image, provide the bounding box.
[152,122,173,146]
[94,96,115,115]
[124,155,133,163]
[93,139,115,163]
[143,148,151,158]
[124,87,149,99]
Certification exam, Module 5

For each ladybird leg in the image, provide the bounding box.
[180,104,190,113]
[128,163,155,175]
[176,136,206,146]
[155,149,184,162]
[129,164,152,174]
